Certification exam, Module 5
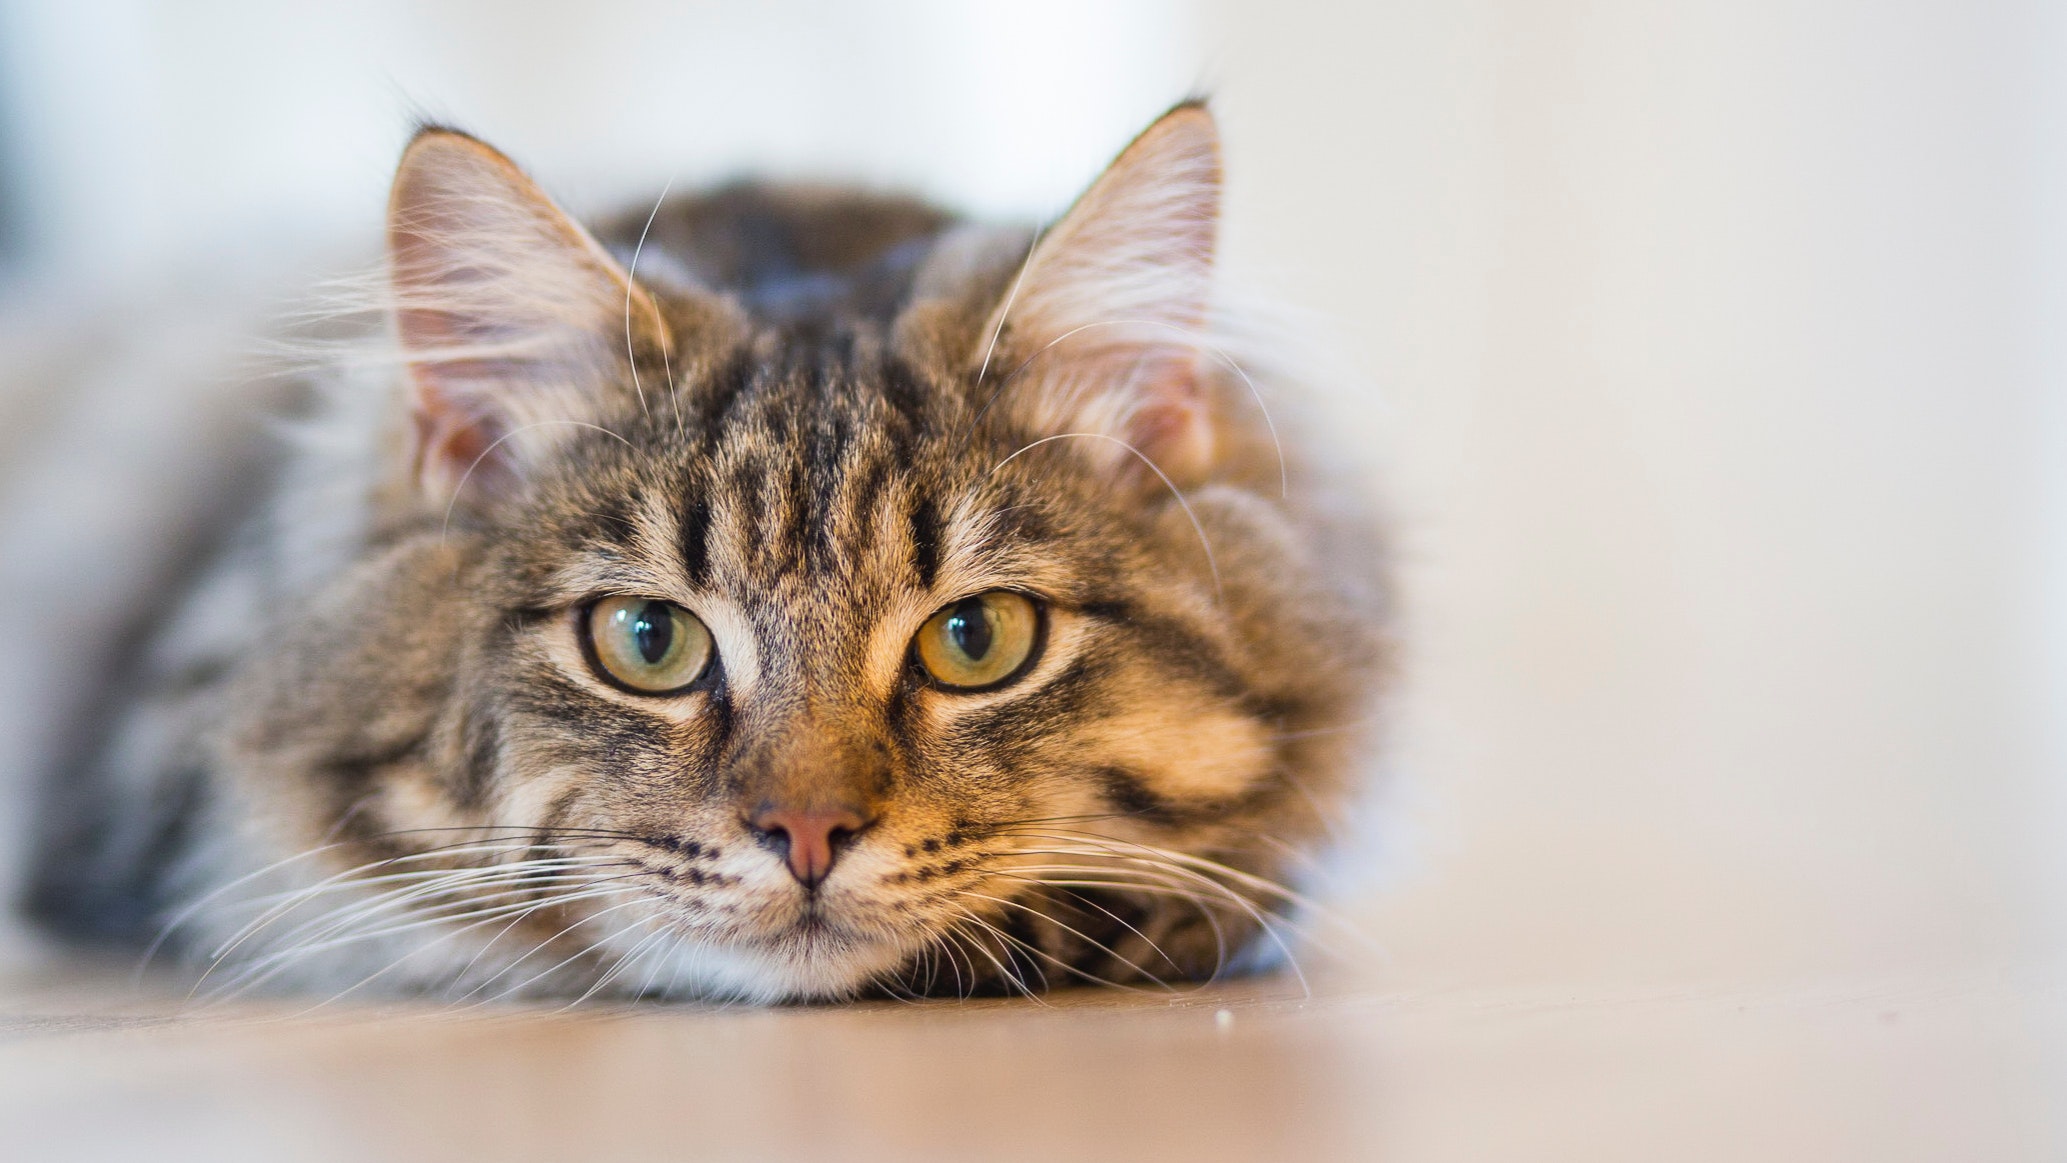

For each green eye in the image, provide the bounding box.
[583,597,714,694]
[914,592,1043,691]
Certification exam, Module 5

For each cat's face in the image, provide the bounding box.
[221,105,1382,1000]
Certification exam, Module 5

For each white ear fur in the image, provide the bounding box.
[387,129,660,502]
[979,103,1222,485]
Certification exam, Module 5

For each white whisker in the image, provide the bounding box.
[205,876,646,1004]
[940,906,1044,1002]
[622,178,676,422]
[956,888,1174,988]
[462,894,662,1004]
[195,840,602,976]
[975,225,1045,390]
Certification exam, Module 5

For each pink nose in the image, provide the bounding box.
[748,807,869,888]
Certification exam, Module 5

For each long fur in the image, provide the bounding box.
[17,103,1392,1003]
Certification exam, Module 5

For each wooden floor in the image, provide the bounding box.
[2,897,2059,1161]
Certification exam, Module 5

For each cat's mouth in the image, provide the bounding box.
[774,900,851,941]
[620,876,919,987]
[597,831,1049,998]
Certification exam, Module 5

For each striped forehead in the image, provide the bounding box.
[541,339,1072,647]
[685,347,939,592]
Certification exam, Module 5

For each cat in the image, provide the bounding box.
[17,101,1390,1002]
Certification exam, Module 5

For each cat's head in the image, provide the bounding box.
[224,103,1384,1000]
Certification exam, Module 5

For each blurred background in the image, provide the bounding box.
[0,1,2060,1158]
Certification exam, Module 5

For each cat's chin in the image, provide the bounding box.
[627,923,919,1004]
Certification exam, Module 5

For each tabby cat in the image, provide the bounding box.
[22,102,1388,1001]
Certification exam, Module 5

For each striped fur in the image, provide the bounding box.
[23,103,1390,1001]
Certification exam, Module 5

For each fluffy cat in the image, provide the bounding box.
[20,102,1389,1002]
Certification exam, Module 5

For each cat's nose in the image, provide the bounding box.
[747,806,871,888]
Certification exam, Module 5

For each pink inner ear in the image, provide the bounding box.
[970,105,1225,488]
[1123,352,1215,486]
[385,130,661,509]
[412,382,511,499]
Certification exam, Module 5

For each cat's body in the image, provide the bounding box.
[17,105,1389,1002]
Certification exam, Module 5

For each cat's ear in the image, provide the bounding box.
[387,128,662,502]
[977,101,1222,487]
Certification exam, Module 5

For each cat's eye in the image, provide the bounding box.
[913,591,1043,691]
[582,597,714,694]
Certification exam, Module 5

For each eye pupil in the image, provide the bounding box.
[947,598,992,661]
[632,601,673,664]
